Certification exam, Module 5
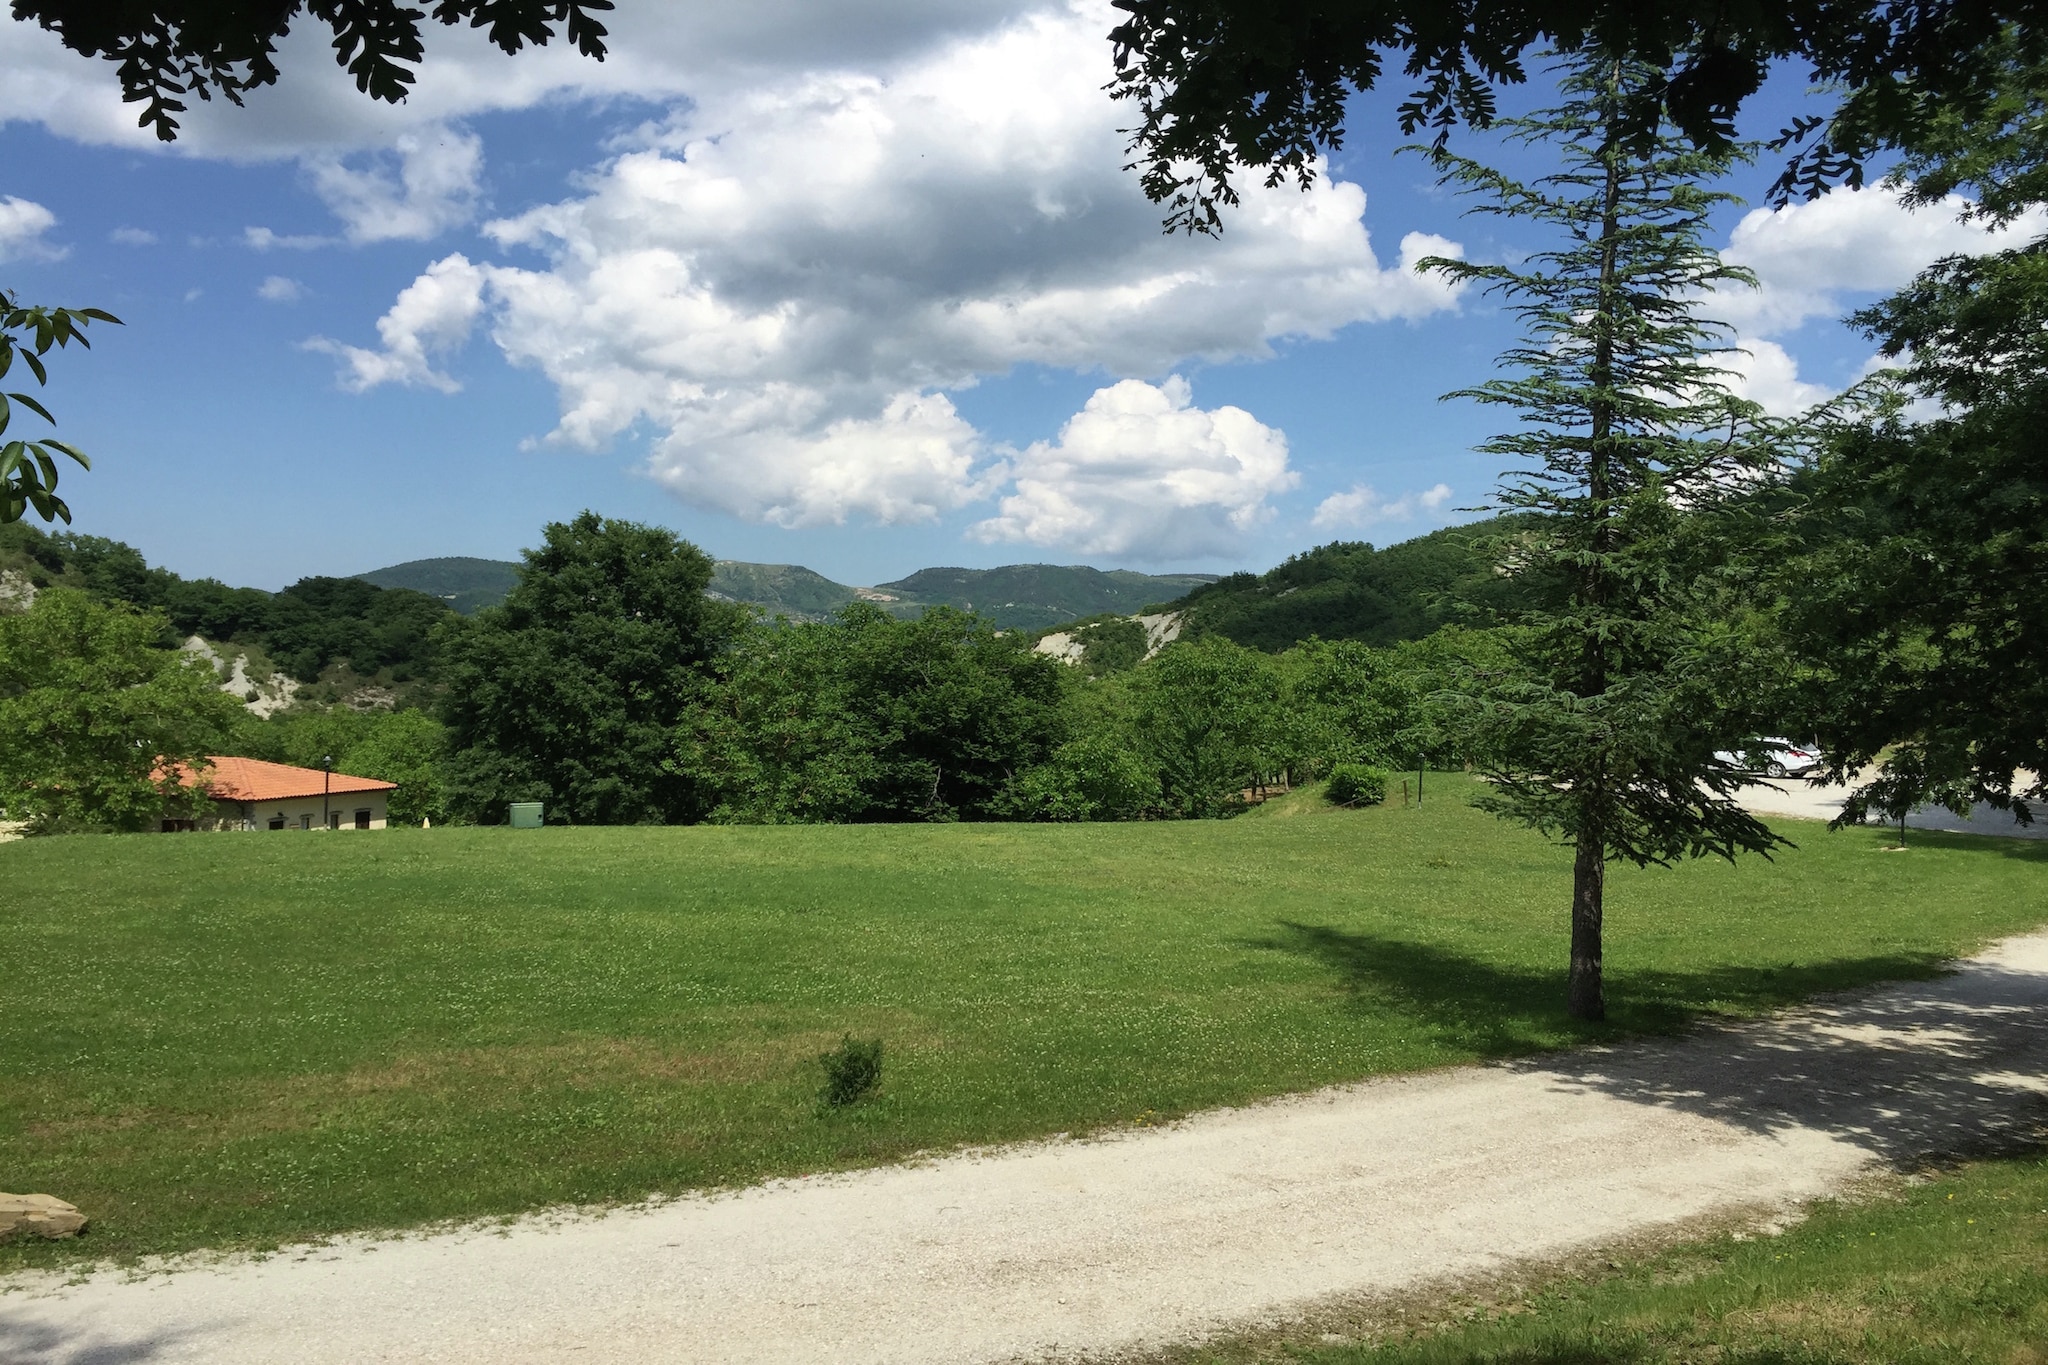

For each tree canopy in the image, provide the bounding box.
[682,603,1068,824]
[1779,238,2048,827]
[13,0,614,141]
[438,511,747,825]
[1106,0,2047,232]
[0,588,243,831]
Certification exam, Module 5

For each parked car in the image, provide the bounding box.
[1714,738,1823,779]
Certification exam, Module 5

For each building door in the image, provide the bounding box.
[354,809,372,829]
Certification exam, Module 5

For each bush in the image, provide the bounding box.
[819,1035,883,1106]
[1325,762,1390,806]
[997,735,1158,821]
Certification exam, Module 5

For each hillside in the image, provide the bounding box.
[1166,516,1533,652]
[357,557,521,615]
[0,523,452,706]
[705,562,861,621]
[360,555,1218,629]
[360,557,873,621]
[874,565,1217,631]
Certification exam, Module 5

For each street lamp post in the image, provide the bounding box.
[322,754,332,830]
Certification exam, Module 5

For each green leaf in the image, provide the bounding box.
[20,350,45,385]
[8,390,53,425]
[44,440,89,469]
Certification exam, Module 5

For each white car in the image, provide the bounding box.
[1715,738,1823,779]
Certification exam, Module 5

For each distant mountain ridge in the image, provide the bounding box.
[356,556,1221,629]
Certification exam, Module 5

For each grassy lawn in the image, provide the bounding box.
[3,773,2044,1269]
[1185,1148,2048,1365]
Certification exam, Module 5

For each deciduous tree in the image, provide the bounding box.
[1781,240,2048,827]
[1129,633,1283,817]
[14,0,614,142]
[0,588,242,831]
[682,604,1067,823]
[439,511,745,825]
[1105,0,2044,232]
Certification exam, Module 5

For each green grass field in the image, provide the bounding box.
[1177,1148,2048,1365]
[3,774,2045,1270]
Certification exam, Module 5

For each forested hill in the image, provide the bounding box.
[871,565,1217,630]
[705,562,860,621]
[0,523,451,691]
[1165,516,1528,652]
[358,557,519,615]
[363,556,1219,629]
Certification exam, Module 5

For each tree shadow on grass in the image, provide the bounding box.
[1845,823,2048,861]
[1251,921,1950,1058]
[1254,922,2048,1163]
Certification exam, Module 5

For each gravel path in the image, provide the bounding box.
[1735,771,2048,839]
[6,933,2047,1365]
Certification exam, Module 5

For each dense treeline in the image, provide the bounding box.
[0,510,1534,832]
[422,515,1527,827]
[0,522,451,686]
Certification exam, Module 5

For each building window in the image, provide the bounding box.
[354,808,372,830]
[268,815,285,831]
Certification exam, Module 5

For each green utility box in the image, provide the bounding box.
[508,802,545,828]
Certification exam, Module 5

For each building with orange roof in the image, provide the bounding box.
[166,756,399,832]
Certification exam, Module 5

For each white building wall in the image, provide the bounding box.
[210,793,390,831]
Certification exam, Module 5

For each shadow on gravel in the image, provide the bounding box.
[1259,922,2048,1163]
[0,1317,191,1365]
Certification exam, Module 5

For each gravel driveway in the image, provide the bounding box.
[1736,771,2048,839]
[6,933,2047,1365]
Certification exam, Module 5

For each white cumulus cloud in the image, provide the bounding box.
[973,377,1297,558]
[301,125,484,243]
[321,3,1463,537]
[1311,481,1452,531]
[108,225,155,246]
[0,194,61,261]
[1717,186,2045,337]
[306,254,487,393]
[256,275,306,303]
[1706,186,2048,416]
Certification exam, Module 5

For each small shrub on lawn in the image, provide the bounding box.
[820,1035,884,1106]
[1326,764,1390,807]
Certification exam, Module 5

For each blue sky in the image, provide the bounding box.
[0,3,2034,591]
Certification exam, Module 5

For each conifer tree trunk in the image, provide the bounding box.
[1566,70,1624,1022]
[1569,835,1607,1019]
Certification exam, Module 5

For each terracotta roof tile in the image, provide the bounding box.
[180,757,399,803]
